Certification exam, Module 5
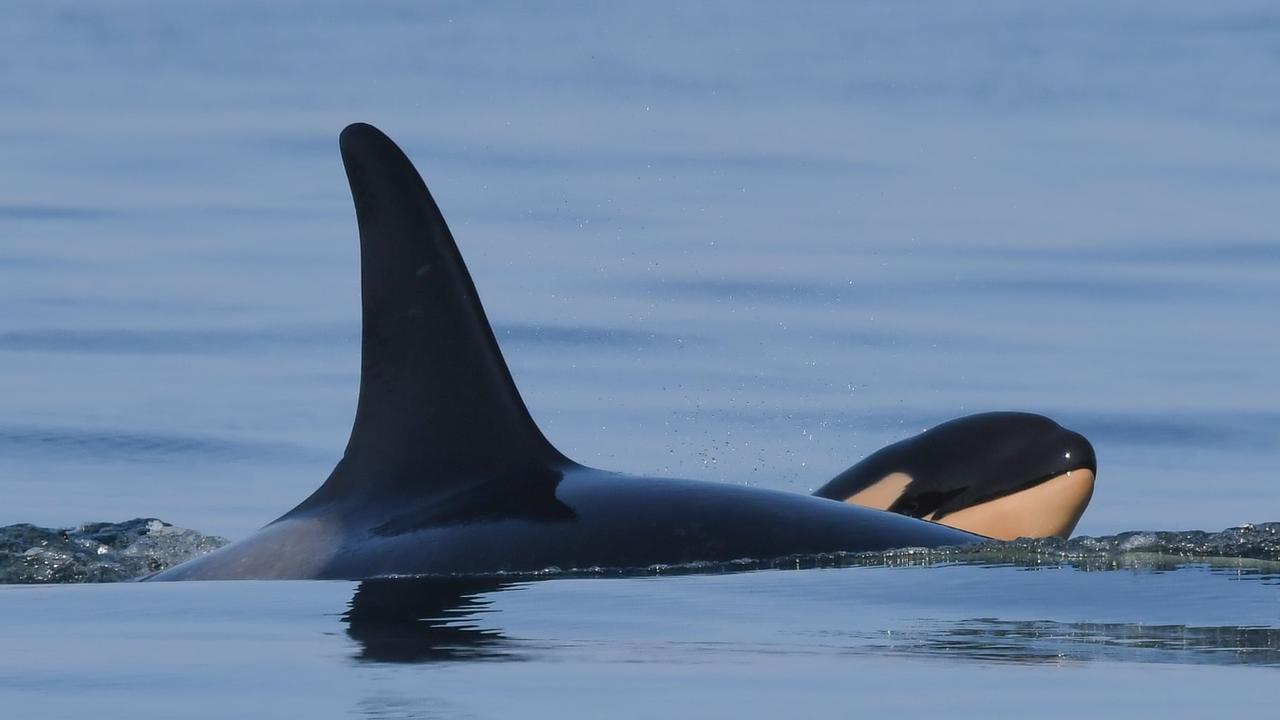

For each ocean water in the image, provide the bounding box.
[1,0,1278,716]
[3,565,1279,719]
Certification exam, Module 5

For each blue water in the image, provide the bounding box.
[3,566,1278,718]
[2,0,1278,715]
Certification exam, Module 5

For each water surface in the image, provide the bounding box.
[3,564,1278,718]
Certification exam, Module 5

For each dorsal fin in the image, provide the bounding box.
[299,123,568,507]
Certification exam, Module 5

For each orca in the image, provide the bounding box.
[149,124,1094,581]
[816,412,1096,540]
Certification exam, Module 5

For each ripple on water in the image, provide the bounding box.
[0,519,226,583]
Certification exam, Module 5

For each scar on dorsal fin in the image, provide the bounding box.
[292,123,570,511]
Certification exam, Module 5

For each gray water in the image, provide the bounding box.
[1,1,1278,716]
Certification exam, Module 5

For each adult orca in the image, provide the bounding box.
[150,123,1094,581]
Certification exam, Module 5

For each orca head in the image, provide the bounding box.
[814,412,1096,540]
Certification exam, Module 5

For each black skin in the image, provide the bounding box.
[148,124,1087,581]
[814,412,1097,520]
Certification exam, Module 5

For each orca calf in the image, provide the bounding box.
[818,413,1095,540]
[150,124,1094,581]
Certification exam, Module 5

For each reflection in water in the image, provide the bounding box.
[343,574,1280,669]
[343,577,524,663]
[847,619,1280,667]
